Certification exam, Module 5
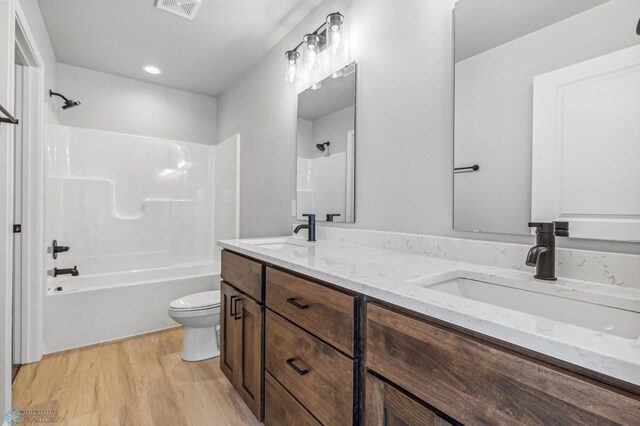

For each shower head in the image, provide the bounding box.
[62,100,81,110]
[316,141,330,152]
[50,90,81,110]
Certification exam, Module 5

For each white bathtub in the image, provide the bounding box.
[44,262,219,353]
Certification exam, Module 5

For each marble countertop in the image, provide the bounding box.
[219,237,640,387]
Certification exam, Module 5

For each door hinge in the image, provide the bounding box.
[13,224,21,233]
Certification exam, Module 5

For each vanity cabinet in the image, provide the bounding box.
[264,267,357,426]
[365,303,640,426]
[220,249,640,425]
[220,251,264,421]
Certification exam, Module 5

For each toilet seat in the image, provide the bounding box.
[169,290,220,312]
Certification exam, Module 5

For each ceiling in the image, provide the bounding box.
[454,0,610,62]
[298,70,355,121]
[37,0,324,96]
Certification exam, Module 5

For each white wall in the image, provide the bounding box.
[217,0,639,254]
[213,133,240,261]
[55,63,218,144]
[454,0,640,235]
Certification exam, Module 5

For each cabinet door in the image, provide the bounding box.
[220,281,240,383]
[365,373,455,426]
[235,295,264,420]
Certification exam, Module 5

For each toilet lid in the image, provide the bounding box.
[169,290,220,310]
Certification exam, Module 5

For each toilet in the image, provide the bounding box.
[168,290,221,361]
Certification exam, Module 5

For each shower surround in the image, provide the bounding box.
[43,125,238,353]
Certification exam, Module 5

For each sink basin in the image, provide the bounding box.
[423,277,640,339]
[242,237,313,250]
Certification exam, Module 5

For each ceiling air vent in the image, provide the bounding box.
[155,0,202,20]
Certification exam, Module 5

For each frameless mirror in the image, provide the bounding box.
[296,62,356,223]
[453,0,640,241]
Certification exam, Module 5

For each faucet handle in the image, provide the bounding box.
[326,213,341,222]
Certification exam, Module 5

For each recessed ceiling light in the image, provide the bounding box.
[144,66,161,75]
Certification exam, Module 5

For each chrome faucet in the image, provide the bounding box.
[294,214,316,242]
[526,222,568,281]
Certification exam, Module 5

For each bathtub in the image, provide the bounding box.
[43,262,219,353]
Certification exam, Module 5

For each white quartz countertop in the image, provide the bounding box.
[218,237,640,387]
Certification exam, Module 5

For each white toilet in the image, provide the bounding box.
[168,290,221,361]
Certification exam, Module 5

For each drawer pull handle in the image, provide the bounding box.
[231,296,244,320]
[286,357,309,376]
[229,295,238,317]
[286,297,310,309]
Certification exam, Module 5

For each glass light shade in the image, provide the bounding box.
[303,34,320,70]
[284,50,300,83]
[326,12,344,54]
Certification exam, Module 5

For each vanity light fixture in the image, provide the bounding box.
[326,12,344,54]
[284,50,301,83]
[303,34,320,69]
[284,12,345,83]
[143,65,162,75]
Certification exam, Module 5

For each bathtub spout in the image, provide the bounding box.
[54,266,79,277]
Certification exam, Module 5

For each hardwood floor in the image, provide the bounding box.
[12,328,262,426]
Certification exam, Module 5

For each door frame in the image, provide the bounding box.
[0,0,17,414]
[14,1,46,365]
[0,0,46,413]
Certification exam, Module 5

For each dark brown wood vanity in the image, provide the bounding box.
[220,249,640,425]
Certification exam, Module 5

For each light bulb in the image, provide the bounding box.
[303,34,320,70]
[326,12,344,54]
[284,50,300,83]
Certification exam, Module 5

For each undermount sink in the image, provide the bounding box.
[421,276,640,340]
[242,237,313,250]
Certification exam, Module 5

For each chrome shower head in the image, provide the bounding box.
[316,141,330,152]
[50,90,81,110]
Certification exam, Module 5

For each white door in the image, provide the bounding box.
[531,44,640,242]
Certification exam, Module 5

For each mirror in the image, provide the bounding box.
[296,62,356,223]
[453,0,640,241]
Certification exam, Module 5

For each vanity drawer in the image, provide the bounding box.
[264,372,321,426]
[266,309,353,426]
[366,303,640,426]
[266,267,355,356]
[221,250,263,301]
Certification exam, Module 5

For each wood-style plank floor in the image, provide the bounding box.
[12,328,261,425]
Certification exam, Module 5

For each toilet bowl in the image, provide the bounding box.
[168,290,221,361]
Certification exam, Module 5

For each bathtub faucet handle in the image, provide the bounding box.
[51,240,71,259]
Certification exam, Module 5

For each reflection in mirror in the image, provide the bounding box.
[296,62,356,223]
[453,0,640,241]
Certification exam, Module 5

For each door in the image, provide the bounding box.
[220,281,240,383]
[220,281,264,421]
[12,60,24,372]
[235,295,263,420]
[365,373,456,426]
[531,44,640,242]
